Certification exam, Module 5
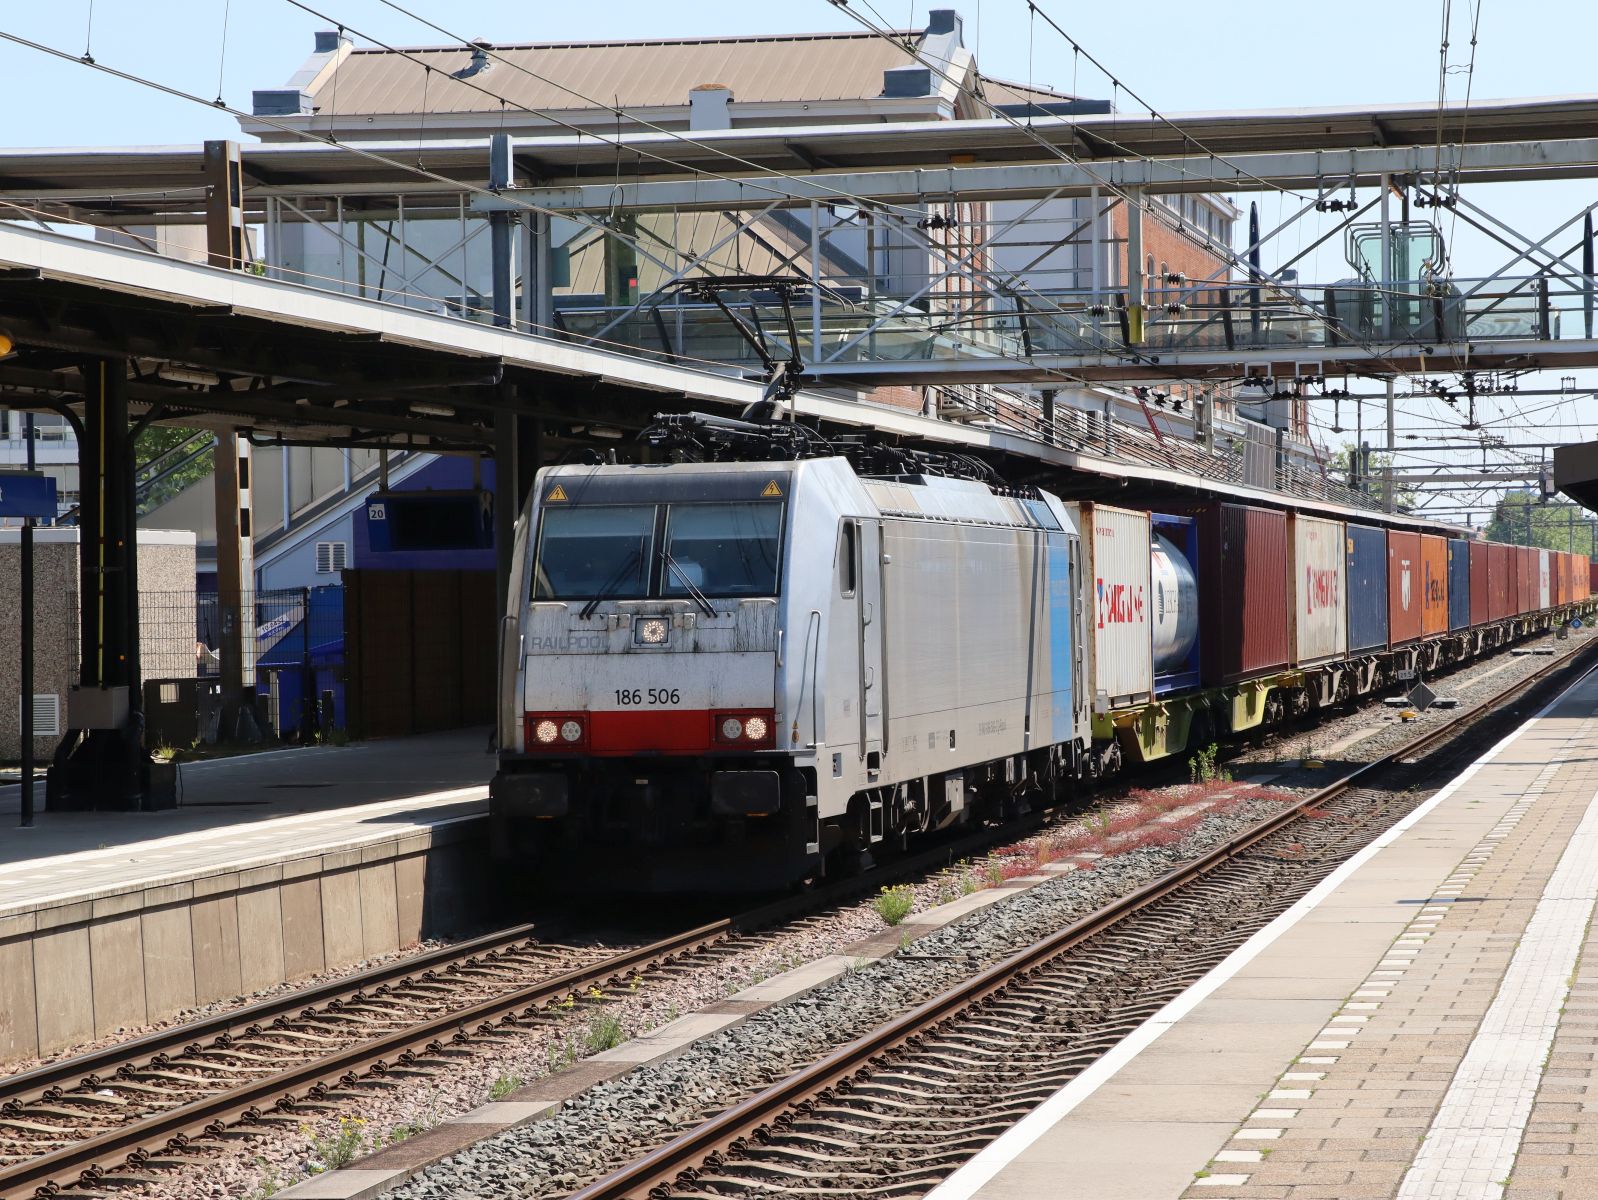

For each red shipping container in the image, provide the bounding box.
[1519,546,1536,614]
[1489,543,1513,620]
[1590,560,1598,596]
[1388,531,1423,645]
[1506,544,1521,615]
[1469,541,1490,625]
[1420,534,1449,637]
[1186,502,1291,685]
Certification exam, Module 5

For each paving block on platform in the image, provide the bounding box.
[280,875,326,978]
[319,868,364,969]
[33,924,93,1051]
[0,936,38,1059]
[140,903,196,1018]
[394,852,426,947]
[190,894,243,1005]
[88,912,147,1034]
[237,885,287,994]
[358,862,399,958]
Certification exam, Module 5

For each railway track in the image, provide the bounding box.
[0,789,1102,1199]
[2,635,1587,1200]
[563,640,1598,1200]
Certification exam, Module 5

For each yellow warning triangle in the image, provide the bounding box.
[547,483,568,502]
[761,480,783,497]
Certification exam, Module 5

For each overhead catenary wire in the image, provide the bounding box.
[823,0,1432,383]
[0,26,783,297]
[1014,0,1313,204]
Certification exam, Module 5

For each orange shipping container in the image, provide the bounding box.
[1555,553,1569,606]
[1420,534,1449,637]
[1388,531,1423,645]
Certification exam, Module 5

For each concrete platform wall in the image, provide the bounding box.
[0,816,492,1064]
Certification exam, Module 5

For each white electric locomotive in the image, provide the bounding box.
[491,431,1091,890]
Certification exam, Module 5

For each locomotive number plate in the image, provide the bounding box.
[613,688,683,706]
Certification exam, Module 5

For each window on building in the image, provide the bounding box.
[315,541,348,574]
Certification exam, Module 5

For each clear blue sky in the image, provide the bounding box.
[3,1,1597,506]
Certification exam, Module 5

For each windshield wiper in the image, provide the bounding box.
[661,550,717,618]
[579,539,644,620]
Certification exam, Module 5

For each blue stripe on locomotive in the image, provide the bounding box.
[1447,538,1472,630]
[1047,528,1074,744]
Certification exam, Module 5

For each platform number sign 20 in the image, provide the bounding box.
[367,502,387,521]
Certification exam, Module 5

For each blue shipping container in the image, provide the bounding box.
[1447,538,1472,630]
[1347,523,1389,652]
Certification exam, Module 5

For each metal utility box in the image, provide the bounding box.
[67,685,129,730]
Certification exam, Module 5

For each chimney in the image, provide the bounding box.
[882,66,933,97]
[926,9,963,42]
[454,39,493,80]
[689,84,732,130]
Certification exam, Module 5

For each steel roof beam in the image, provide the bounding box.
[500,137,1598,214]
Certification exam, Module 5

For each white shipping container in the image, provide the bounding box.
[1539,549,1551,609]
[1081,503,1153,708]
[1290,514,1347,665]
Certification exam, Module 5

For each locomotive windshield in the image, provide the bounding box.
[533,505,655,600]
[532,501,782,600]
[661,503,782,598]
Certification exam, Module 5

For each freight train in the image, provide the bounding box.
[490,417,1591,891]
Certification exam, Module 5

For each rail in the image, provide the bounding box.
[567,636,1598,1199]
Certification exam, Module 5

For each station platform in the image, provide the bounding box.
[0,730,494,1064]
[929,665,1598,1200]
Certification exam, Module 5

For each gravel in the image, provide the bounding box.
[81,630,1590,1199]
[0,939,449,1082]
[1228,628,1592,792]
[382,797,1289,1200]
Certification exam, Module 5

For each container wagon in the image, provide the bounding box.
[1447,539,1472,631]
[1388,531,1423,646]
[1290,513,1347,668]
[1420,534,1449,639]
[1489,543,1514,622]
[1347,524,1389,655]
[1181,502,1292,687]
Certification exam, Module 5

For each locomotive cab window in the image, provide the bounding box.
[838,521,857,596]
[661,502,783,598]
[533,504,656,600]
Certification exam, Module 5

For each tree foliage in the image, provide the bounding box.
[1330,443,1418,509]
[135,426,213,514]
[1484,491,1598,555]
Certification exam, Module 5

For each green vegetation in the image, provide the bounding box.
[874,884,916,926]
[1485,491,1598,555]
[302,1116,367,1173]
[134,426,213,514]
[585,1011,626,1053]
[487,1073,522,1101]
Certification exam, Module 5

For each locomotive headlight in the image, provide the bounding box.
[742,716,769,742]
[720,716,744,741]
[534,719,560,745]
[634,616,669,646]
[560,720,584,743]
